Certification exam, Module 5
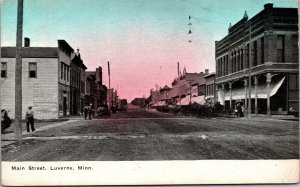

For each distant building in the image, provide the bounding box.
[1,39,75,119]
[215,3,298,115]
[70,48,87,115]
[149,89,160,106]
[204,72,216,105]
[86,66,107,109]
[85,73,97,112]
[171,69,209,105]
[131,98,147,106]
[107,88,118,109]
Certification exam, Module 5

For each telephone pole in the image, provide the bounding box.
[248,23,252,118]
[177,62,181,106]
[15,0,24,142]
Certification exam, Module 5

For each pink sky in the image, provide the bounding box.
[2,0,296,101]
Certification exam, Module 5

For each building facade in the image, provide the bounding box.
[85,73,97,112]
[1,39,74,119]
[70,49,87,115]
[204,73,216,106]
[171,69,209,106]
[85,66,107,110]
[215,4,298,115]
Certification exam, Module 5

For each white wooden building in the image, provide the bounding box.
[0,40,74,119]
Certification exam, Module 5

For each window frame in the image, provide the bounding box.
[1,62,7,78]
[28,62,37,78]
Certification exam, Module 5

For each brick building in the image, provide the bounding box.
[215,3,298,115]
[85,73,97,112]
[171,69,209,106]
[85,66,107,111]
[1,39,75,119]
[70,48,87,115]
[204,72,216,106]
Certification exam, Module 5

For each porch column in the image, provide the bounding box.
[254,76,258,116]
[215,86,219,103]
[244,78,248,110]
[266,73,271,116]
[229,82,232,109]
[221,84,225,105]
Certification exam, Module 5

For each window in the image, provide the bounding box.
[61,62,64,79]
[292,35,298,63]
[241,50,243,70]
[1,62,7,78]
[261,37,264,64]
[29,62,37,78]
[289,74,298,89]
[66,66,69,82]
[277,35,285,62]
[253,41,257,66]
[64,64,66,80]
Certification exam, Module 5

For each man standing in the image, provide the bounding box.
[84,105,88,120]
[25,106,35,132]
[88,104,93,120]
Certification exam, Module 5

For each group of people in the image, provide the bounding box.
[84,104,94,120]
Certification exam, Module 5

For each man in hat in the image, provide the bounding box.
[84,105,89,120]
[88,103,93,120]
[25,106,35,132]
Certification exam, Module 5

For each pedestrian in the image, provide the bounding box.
[240,104,244,117]
[88,104,93,120]
[25,106,35,132]
[235,102,243,118]
[84,105,88,120]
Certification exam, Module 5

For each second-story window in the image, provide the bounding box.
[64,64,66,80]
[1,62,7,78]
[66,66,69,82]
[61,62,64,79]
[277,35,285,62]
[29,62,37,78]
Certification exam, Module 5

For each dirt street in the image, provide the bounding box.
[2,106,299,161]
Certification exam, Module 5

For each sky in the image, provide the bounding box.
[1,0,298,101]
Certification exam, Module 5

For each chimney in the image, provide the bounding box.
[205,69,209,74]
[264,3,273,9]
[96,66,102,85]
[24,37,30,47]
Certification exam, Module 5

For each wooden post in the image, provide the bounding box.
[254,76,258,116]
[15,0,23,143]
[266,73,271,116]
[229,82,232,109]
[248,22,252,118]
[244,78,248,111]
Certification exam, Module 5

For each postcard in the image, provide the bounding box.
[1,0,299,185]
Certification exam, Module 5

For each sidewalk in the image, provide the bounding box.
[1,119,78,147]
[149,109,299,122]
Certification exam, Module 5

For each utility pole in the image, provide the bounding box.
[248,22,252,118]
[177,62,181,106]
[108,61,113,109]
[108,61,110,90]
[15,0,23,143]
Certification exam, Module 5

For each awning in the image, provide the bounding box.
[224,76,285,100]
[153,101,167,107]
[176,95,205,106]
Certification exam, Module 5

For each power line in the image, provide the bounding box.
[189,15,226,24]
